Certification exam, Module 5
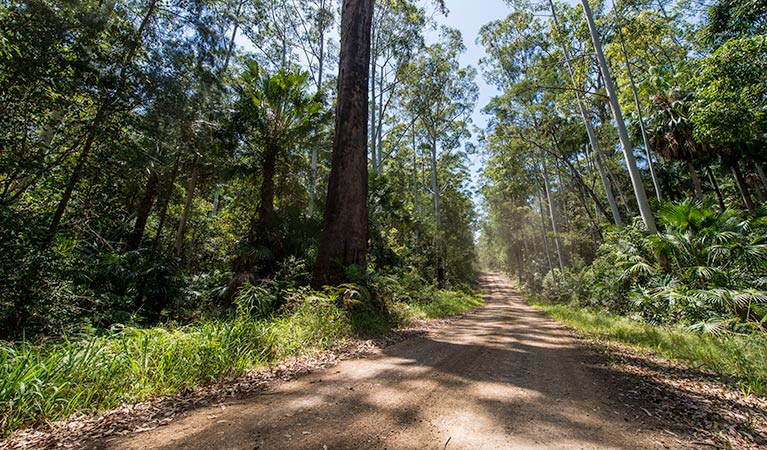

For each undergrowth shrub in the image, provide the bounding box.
[0,271,483,437]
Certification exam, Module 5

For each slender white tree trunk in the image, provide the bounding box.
[581,0,657,233]
[547,0,622,226]
[612,0,662,203]
[542,157,566,275]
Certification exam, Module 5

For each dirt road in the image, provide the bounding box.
[104,273,678,450]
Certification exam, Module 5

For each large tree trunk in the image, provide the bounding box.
[126,171,161,251]
[581,0,657,233]
[312,0,374,288]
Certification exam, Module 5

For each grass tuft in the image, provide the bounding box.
[0,287,483,437]
[529,298,767,396]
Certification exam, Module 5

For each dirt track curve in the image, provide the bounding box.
[102,273,681,450]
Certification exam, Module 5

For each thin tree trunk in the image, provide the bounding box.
[369,25,378,173]
[126,171,161,251]
[581,0,657,233]
[755,163,767,191]
[430,137,444,285]
[542,158,566,275]
[376,63,385,171]
[151,155,181,257]
[612,0,662,203]
[47,0,159,240]
[538,190,554,274]
[308,8,326,218]
[548,0,622,226]
[731,161,756,213]
[174,155,200,257]
[312,0,374,288]
[222,0,243,73]
[258,147,278,224]
[412,125,419,212]
[210,185,221,216]
[688,161,704,201]
[706,165,725,211]
[48,105,106,238]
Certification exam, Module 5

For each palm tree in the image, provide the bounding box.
[232,62,325,275]
[647,90,715,204]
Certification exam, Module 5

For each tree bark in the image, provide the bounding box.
[47,0,159,240]
[542,158,566,276]
[688,161,704,202]
[612,0,662,203]
[369,22,378,174]
[312,0,374,288]
[308,5,327,218]
[258,146,278,224]
[126,171,161,251]
[429,137,444,285]
[150,155,181,257]
[755,163,767,191]
[547,0,622,226]
[706,165,725,211]
[730,161,755,214]
[174,155,200,257]
[581,0,657,233]
[538,190,554,274]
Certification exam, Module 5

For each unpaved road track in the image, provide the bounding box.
[103,273,680,450]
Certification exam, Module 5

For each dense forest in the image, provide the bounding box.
[479,0,767,337]
[1,0,766,440]
[0,0,478,340]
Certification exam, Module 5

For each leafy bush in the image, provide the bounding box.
[0,277,482,437]
[559,200,767,335]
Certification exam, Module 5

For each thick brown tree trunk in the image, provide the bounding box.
[312,0,375,288]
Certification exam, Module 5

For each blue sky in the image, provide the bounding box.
[433,0,511,132]
[429,0,513,204]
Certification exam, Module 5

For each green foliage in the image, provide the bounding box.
[561,200,767,333]
[0,275,482,437]
[689,35,767,146]
[531,300,767,395]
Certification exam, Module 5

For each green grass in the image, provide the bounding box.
[529,299,767,396]
[390,289,484,323]
[0,288,483,437]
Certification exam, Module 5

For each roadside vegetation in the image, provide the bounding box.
[530,300,767,395]
[478,0,767,397]
[0,271,482,437]
[516,200,767,395]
